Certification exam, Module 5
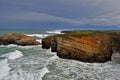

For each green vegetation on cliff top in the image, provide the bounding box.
[61,30,120,35]
[59,30,120,40]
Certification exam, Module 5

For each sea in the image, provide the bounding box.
[0,29,120,80]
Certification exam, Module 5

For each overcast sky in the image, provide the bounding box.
[1,0,120,29]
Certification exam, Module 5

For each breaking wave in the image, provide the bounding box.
[0,50,24,80]
[1,50,23,60]
[27,34,48,38]
[46,30,62,34]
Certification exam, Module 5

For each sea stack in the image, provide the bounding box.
[42,31,120,63]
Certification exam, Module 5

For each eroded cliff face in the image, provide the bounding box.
[42,32,120,62]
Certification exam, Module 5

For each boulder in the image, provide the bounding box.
[0,33,40,46]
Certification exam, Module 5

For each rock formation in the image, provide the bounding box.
[42,31,120,62]
[0,33,40,46]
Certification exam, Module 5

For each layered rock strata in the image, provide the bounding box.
[42,31,120,62]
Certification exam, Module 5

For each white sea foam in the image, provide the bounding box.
[0,44,40,50]
[8,50,23,59]
[40,67,49,80]
[46,58,120,80]
[1,50,23,60]
[46,30,62,34]
[27,34,48,38]
[0,44,18,47]
[36,39,42,43]
[0,59,11,80]
[49,55,59,60]
[46,49,58,60]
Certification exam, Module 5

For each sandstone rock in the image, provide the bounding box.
[42,31,120,63]
[0,33,40,46]
[56,33,112,62]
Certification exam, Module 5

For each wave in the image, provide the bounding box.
[1,50,23,60]
[40,67,49,80]
[27,34,48,38]
[0,44,41,49]
[26,34,49,43]
[36,39,42,43]
[0,50,24,79]
[44,58,120,80]
[46,30,62,34]
[0,44,18,47]
[0,59,11,80]
[8,50,23,60]
[0,49,50,80]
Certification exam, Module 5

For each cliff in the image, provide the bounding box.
[42,31,120,63]
[0,33,40,46]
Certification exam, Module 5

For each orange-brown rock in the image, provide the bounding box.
[57,33,112,62]
[0,33,40,46]
[42,31,120,62]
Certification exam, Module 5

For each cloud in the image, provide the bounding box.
[85,12,120,26]
[2,12,82,24]
[1,0,120,28]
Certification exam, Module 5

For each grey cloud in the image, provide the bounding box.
[1,0,120,27]
[2,12,82,24]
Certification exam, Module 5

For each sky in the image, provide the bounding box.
[0,0,120,30]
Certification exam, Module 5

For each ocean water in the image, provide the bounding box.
[0,29,120,80]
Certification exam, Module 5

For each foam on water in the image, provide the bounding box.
[40,67,50,80]
[3,67,50,80]
[1,50,23,60]
[27,34,48,38]
[26,33,49,43]
[44,58,120,80]
[0,50,24,80]
[8,50,23,60]
[0,59,11,80]
[46,30,62,34]
[0,44,18,48]
[36,39,42,43]
[0,44,41,50]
